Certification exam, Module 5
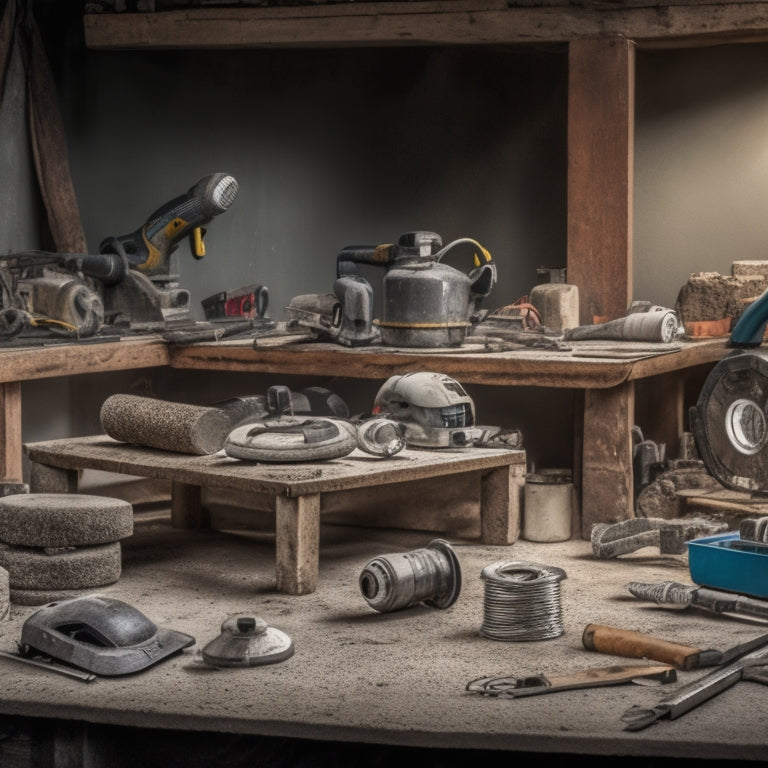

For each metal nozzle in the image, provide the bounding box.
[359,539,461,613]
[355,418,406,457]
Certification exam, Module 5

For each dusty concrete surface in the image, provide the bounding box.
[1,493,767,766]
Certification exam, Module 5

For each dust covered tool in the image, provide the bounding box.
[563,303,682,343]
[740,515,768,542]
[466,664,677,699]
[582,623,768,670]
[18,595,195,676]
[590,518,728,558]
[98,172,239,329]
[224,417,358,462]
[371,371,512,449]
[201,283,269,321]
[285,275,380,347]
[202,615,294,668]
[625,580,768,621]
[215,384,350,429]
[354,417,406,457]
[0,253,111,339]
[0,174,240,339]
[691,286,768,493]
[336,230,497,348]
[358,539,461,613]
[621,642,768,731]
[691,350,768,493]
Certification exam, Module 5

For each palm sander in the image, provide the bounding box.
[691,287,768,493]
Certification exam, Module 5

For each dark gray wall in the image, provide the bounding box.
[62,44,567,320]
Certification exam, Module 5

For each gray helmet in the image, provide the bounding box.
[372,372,476,448]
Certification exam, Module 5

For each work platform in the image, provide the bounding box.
[0,507,765,766]
[24,435,525,594]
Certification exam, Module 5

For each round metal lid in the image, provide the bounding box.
[202,614,294,668]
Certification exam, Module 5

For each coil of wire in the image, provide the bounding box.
[480,561,567,641]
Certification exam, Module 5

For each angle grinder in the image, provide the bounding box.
[691,287,768,493]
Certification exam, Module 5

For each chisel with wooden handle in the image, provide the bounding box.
[582,623,768,670]
[466,663,676,698]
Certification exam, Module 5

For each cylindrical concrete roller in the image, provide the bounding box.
[0,542,121,590]
[101,394,230,455]
[0,493,133,548]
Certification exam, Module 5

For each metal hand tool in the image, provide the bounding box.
[626,580,768,621]
[591,518,726,558]
[466,663,676,698]
[621,642,768,730]
[583,623,768,670]
[0,649,96,682]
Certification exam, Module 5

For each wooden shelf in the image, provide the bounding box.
[83,1,768,51]
[167,336,730,388]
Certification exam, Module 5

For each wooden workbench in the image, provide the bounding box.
[23,434,525,595]
[169,335,732,535]
[0,334,731,537]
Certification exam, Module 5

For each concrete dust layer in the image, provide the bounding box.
[1,511,767,763]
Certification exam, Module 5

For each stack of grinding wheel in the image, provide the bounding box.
[0,493,134,605]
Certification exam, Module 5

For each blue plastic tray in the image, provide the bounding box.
[688,532,768,598]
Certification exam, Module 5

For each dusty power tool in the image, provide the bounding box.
[0,173,239,339]
[691,286,768,493]
[99,172,239,328]
[336,231,497,348]
[285,275,380,347]
[0,253,110,337]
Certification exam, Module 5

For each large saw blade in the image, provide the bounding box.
[691,350,768,494]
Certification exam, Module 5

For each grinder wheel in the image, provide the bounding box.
[224,416,357,462]
[691,350,768,494]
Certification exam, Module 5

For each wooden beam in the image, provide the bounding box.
[0,382,22,482]
[581,382,635,536]
[567,35,635,324]
[82,2,768,50]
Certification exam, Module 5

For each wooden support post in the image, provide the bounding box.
[568,35,635,324]
[170,481,207,528]
[0,382,22,482]
[480,464,524,545]
[581,382,635,537]
[635,371,685,456]
[275,493,320,595]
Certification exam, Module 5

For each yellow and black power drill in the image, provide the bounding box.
[96,172,239,327]
[99,172,239,280]
[0,173,240,339]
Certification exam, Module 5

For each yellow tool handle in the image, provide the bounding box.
[582,623,704,670]
[191,227,206,258]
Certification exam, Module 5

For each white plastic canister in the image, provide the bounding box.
[523,469,574,542]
